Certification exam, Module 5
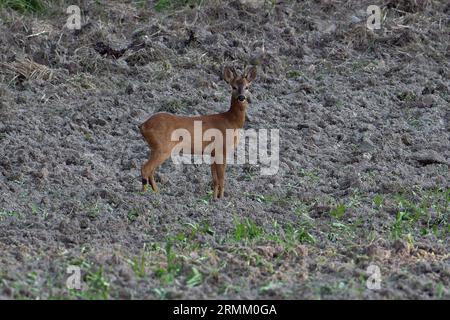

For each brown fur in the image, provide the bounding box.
[139,66,257,198]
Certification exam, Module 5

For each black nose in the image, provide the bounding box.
[238,95,246,101]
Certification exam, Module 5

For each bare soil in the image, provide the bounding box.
[0,0,449,299]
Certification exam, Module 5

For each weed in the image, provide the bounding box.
[31,204,48,218]
[87,202,101,218]
[0,0,45,13]
[199,191,213,204]
[155,240,182,284]
[372,194,384,209]
[65,262,110,300]
[154,0,200,12]
[259,281,282,294]
[398,90,416,102]
[233,217,263,241]
[153,287,168,299]
[127,209,139,222]
[297,168,319,181]
[186,221,214,239]
[280,223,316,245]
[391,211,408,239]
[84,267,110,299]
[186,267,203,288]
[296,227,316,244]
[286,70,303,78]
[127,252,146,278]
[330,203,346,219]
[243,192,275,204]
[0,209,21,221]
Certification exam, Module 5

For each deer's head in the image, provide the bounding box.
[223,66,257,103]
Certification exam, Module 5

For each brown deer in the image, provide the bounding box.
[138,66,257,199]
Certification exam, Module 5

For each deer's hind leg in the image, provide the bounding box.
[216,163,226,198]
[211,163,219,198]
[141,150,169,192]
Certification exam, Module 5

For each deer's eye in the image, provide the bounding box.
[245,86,249,90]
[232,86,237,90]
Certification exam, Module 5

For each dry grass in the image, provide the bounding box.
[0,57,53,82]
[344,25,377,51]
[385,0,433,13]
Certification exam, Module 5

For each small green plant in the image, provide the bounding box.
[296,227,316,244]
[243,192,274,204]
[294,202,313,216]
[330,203,346,219]
[154,0,170,11]
[158,99,183,113]
[233,217,263,241]
[153,287,168,299]
[297,168,319,180]
[199,191,213,204]
[398,90,416,102]
[127,209,139,222]
[84,267,110,299]
[391,211,407,239]
[256,194,274,204]
[0,210,21,221]
[186,267,203,288]
[67,262,111,300]
[154,0,200,12]
[259,281,282,294]
[372,194,384,209]
[335,100,344,108]
[87,202,101,218]
[435,282,445,299]
[0,0,45,13]
[286,70,303,78]
[186,221,214,239]
[280,223,316,245]
[31,204,48,218]
[155,240,182,284]
[127,251,146,278]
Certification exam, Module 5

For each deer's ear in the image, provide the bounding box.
[244,66,257,83]
[223,67,236,84]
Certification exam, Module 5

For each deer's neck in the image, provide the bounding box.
[226,96,247,128]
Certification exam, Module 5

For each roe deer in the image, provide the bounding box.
[138,66,257,199]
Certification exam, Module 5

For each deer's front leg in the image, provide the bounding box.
[216,163,226,198]
[211,163,219,199]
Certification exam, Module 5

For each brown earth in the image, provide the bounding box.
[0,0,449,299]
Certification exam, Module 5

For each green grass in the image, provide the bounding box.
[154,0,200,12]
[154,240,182,284]
[0,209,21,221]
[0,0,45,13]
[397,90,417,102]
[198,191,213,204]
[186,221,214,239]
[388,188,449,240]
[127,209,139,222]
[126,251,147,278]
[259,281,283,294]
[186,267,203,288]
[31,204,48,218]
[330,203,346,219]
[62,260,111,300]
[233,217,263,241]
[243,192,276,204]
[278,223,316,245]
[372,194,384,209]
[286,70,303,78]
[83,267,110,299]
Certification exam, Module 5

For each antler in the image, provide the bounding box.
[242,63,248,77]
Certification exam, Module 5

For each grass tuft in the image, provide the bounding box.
[0,0,45,13]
